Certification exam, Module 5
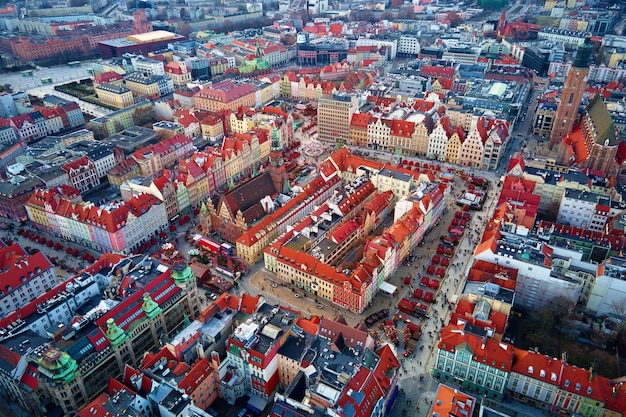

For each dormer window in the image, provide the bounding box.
[528,366,533,374]
[540,370,546,377]
[587,387,592,395]
[575,383,581,391]
[565,380,570,387]
[551,373,557,381]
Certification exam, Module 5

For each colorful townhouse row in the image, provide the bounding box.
[26,186,168,254]
[279,69,377,101]
[234,147,441,265]
[434,321,626,417]
[345,95,510,169]
[262,148,448,314]
[0,102,85,144]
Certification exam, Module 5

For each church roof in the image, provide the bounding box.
[586,95,617,146]
[220,171,278,224]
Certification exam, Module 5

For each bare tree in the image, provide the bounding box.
[610,297,626,336]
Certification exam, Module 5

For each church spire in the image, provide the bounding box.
[270,126,282,151]
[269,126,286,193]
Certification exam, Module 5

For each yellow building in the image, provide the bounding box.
[209,58,229,77]
[460,125,487,168]
[277,338,306,389]
[107,160,140,188]
[95,83,134,108]
[194,81,257,112]
[608,51,626,68]
[124,74,160,97]
[258,81,277,105]
[533,104,556,138]
[165,61,192,87]
[200,113,224,142]
[445,130,464,164]
[24,192,51,230]
[544,0,557,12]
[413,120,431,156]
[318,93,358,144]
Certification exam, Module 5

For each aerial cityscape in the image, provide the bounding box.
[0,0,626,417]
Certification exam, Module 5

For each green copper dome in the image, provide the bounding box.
[104,318,128,348]
[37,347,78,385]
[171,262,194,287]
[142,292,162,319]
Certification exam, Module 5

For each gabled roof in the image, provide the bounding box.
[438,323,514,372]
[431,383,476,417]
[512,349,563,386]
[165,61,188,75]
[62,156,92,173]
[350,112,371,129]
[179,357,212,395]
[559,363,607,403]
[94,71,124,84]
[318,317,369,350]
[0,246,53,294]
[566,125,589,164]
[220,171,277,224]
[586,94,617,146]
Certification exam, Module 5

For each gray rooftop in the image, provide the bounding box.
[278,334,311,361]
[525,166,590,186]
[125,73,162,85]
[378,167,412,182]
[96,83,131,94]
[103,125,158,153]
[563,188,608,204]
[0,176,43,196]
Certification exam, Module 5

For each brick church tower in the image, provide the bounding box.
[549,37,592,152]
[269,126,286,193]
[132,9,152,33]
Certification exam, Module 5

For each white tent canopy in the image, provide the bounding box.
[379,281,398,297]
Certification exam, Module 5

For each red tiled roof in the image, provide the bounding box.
[20,364,39,390]
[94,71,123,84]
[10,113,32,129]
[329,220,360,245]
[179,357,211,395]
[165,61,188,75]
[438,323,514,372]
[62,156,92,172]
[76,393,110,417]
[0,247,53,295]
[319,317,370,349]
[390,120,414,138]
[559,363,607,402]
[350,112,371,128]
[567,125,589,163]
[421,65,455,79]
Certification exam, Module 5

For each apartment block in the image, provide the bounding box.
[317,92,358,144]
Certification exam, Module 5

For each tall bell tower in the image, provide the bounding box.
[269,126,286,193]
[549,37,592,152]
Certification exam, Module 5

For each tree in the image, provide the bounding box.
[397,6,415,20]
[132,106,155,126]
[179,23,193,37]
[610,298,626,338]
[447,12,463,27]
